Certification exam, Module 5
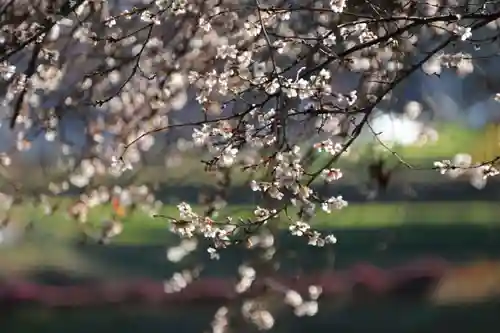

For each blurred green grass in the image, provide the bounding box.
[7,201,500,245]
[5,301,500,333]
[0,123,487,190]
[2,201,500,280]
[382,123,480,159]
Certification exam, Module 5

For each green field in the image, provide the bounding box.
[4,301,500,333]
[4,201,500,245]
[1,122,490,191]
[3,201,500,332]
[1,201,499,278]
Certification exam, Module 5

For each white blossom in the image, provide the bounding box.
[455,26,472,41]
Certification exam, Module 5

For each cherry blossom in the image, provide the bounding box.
[1,0,500,330]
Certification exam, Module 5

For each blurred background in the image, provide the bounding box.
[2,1,500,332]
[2,66,500,331]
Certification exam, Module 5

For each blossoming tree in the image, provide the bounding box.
[1,0,500,330]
